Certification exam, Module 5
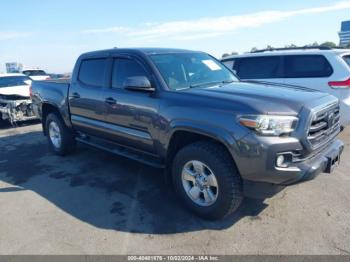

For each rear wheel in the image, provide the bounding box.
[172,141,243,220]
[45,113,76,155]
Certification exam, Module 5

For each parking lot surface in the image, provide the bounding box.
[0,120,350,255]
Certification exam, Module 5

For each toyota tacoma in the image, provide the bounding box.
[31,48,344,219]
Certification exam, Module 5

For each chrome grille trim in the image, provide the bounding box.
[307,102,340,149]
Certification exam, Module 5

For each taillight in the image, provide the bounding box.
[328,77,350,89]
[29,86,33,98]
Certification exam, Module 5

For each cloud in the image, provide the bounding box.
[0,31,33,40]
[82,26,130,34]
[82,1,350,41]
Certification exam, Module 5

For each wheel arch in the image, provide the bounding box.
[41,103,69,135]
[165,121,240,171]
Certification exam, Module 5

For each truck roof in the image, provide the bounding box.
[80,47,201,58]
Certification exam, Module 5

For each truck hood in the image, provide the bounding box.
[0,85,30,98]
[186,81,330,114]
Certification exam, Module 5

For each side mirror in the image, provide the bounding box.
[123,76,155,92]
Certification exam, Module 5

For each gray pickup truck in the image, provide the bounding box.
[31,48,344,219]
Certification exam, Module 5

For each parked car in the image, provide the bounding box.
[31,48,344,220]
[221,46,350,126]
[0,73,37,124]
[22,69,51,81]
[48,73,70,80]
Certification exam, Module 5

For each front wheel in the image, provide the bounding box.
[45,113,76,156]
[172,141,243,220]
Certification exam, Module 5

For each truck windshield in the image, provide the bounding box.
[150,53,238,90]
[343,55,350,67]
[0,76,31,88]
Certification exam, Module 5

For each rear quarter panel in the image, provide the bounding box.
[31,80,72,127]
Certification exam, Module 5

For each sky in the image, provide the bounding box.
[0,0,349,73]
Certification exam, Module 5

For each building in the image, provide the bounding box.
[5,62,23,73]
[339,20,350,47]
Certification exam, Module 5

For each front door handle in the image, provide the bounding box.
[70,92,80,99]
[105,97,117,104]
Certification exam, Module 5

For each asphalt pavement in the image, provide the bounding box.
[0,120,349,255]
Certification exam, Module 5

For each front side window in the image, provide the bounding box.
[112,59,148,89]
[236,56,282,79]
[284,55,333,78]
[78,59,107,87]
[0,76,31,88]
[150,53,237,90]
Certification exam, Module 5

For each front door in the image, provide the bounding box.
[102,57,160,154]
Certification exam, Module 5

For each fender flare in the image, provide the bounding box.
[165,120,240,163]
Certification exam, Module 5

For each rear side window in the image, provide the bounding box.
[78,59,107,87]
[284,55,333,78]
[343,55,350,67]
[235,56,282,79]
[0,76,31,88]
[112,59,148,89]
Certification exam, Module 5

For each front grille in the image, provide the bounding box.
[307,103,340,148]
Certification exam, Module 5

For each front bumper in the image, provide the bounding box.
[233,133,344,185]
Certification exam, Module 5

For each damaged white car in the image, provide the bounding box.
[0,73,37,125]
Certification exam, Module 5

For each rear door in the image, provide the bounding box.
[69,57,109,136]
[101,56,159,154]
[233,55,285,85]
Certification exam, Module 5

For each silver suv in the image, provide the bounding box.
[222,47,350,126]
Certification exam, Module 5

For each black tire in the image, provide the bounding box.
[172,141,243,220]
[45,113,76,156]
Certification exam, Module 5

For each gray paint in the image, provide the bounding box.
[31,48,344,185]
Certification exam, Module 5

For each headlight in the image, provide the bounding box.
[239,115,298,136]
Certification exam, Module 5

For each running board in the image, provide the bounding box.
[76,137,165,169]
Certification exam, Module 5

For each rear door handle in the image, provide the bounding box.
[70,92,80,99]
[105,97,117,104]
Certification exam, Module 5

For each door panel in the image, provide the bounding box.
[102,58,159,154]
[69,58,108,136]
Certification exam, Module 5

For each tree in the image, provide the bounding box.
[320,41,337,48]
[250,47,258,52]
[346,42,350,48]
[222,51,239,58]
[285,44,297,48]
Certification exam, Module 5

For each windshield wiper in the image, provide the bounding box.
[189,80,234,89]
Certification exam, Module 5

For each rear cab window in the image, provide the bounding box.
[78,59,107,87]
[284,55,333,78]
[234,56,282,79]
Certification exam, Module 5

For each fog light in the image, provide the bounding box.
[276,155,286,167]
